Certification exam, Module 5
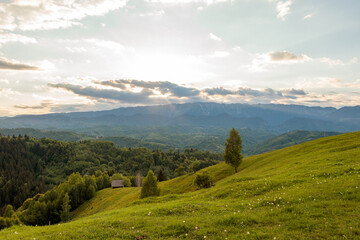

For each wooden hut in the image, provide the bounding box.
[111,180,124,188]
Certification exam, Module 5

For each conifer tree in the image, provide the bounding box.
[224,128,243,173]
[140,170,160,198]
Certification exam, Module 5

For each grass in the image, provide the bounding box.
[1,131,359,239]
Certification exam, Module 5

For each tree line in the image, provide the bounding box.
[0,135,223,211]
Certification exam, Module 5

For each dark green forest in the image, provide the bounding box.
[0,135,222,213]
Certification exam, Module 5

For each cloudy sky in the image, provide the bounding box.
[0,0,359,116]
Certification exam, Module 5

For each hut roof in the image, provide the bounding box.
[112,180,124,188]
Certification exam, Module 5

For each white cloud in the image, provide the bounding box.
[0,0,127,31]
[303,13,314,20]
[209,51,230,58]
[0,88,22,97]
[296,78,360,90]
[144,0,231,5]
[139,9,165,17]
[0,79,10,84]
[297,77,343,89]
[268,0,293,21]
[0,31,37,46]
[84,39,125,52]
[276,0,293,21]
[320,57,358,66]
[66,46,87,53]
[209,33,222,42]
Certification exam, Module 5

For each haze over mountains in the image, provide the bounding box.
[1,102,359,132]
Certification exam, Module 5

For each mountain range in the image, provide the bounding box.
[1,102,359,132]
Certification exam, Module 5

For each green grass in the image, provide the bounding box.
[1,132,360,239]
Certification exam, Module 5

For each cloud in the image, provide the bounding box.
[303,13,314,20]
[0,79,10,84]
[269,51,307,62]
[144,0,231,5]
[320,57,358,66]
[0,31,37,46]
[14,102,52,109]
[276,0,293,20]
[209,33,222,42]
[0,0,127,31]
[204,87,306,99]
[209,51,230,58]
[13,100,94,113]
[139,9,165,17]
[48,82,192,105]
[297,78,360,90]
[0,88,21,97]
[268,0,293,21]
[0,57,40,70]
[248,51,310,72]
[48,79,308,107]
[97,79,200,97]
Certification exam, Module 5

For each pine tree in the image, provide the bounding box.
[224,128,243,173]
[140,170,160,198]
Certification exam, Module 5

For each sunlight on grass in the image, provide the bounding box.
[1,132,359,239]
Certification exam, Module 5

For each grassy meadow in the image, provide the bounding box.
[1,132,359,239]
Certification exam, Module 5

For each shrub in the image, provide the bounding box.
[194,172,214,188]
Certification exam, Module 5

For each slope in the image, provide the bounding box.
[247,130,341,155]
[1,131,359,239]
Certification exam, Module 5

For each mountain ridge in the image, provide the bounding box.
[1,102,359,132]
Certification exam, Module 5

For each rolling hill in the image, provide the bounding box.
[1,131,359,239]
[247,130,341,155]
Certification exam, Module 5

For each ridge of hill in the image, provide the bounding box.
[1,102,359,132]
[2,131,359,239]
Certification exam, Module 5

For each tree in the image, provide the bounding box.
[174,166,186,177]
[156,169,167,182]
[190,160,201,173]
[224,128,243,173]
[134,172,143,187]
[60,193,71,222]
[140,170,160,199]
[3,205,14,218]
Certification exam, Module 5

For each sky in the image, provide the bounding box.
[0,0,359,116]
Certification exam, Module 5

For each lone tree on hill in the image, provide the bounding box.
[224,128,243,173]
[140,170,160,198]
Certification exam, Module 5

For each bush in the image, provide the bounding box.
[194,172,214,188]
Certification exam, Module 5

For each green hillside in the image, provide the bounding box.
[247,130,341,155]
[1,132,359,239]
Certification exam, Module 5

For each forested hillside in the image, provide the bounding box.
[0,135,222,211]
[0,127,277,153]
